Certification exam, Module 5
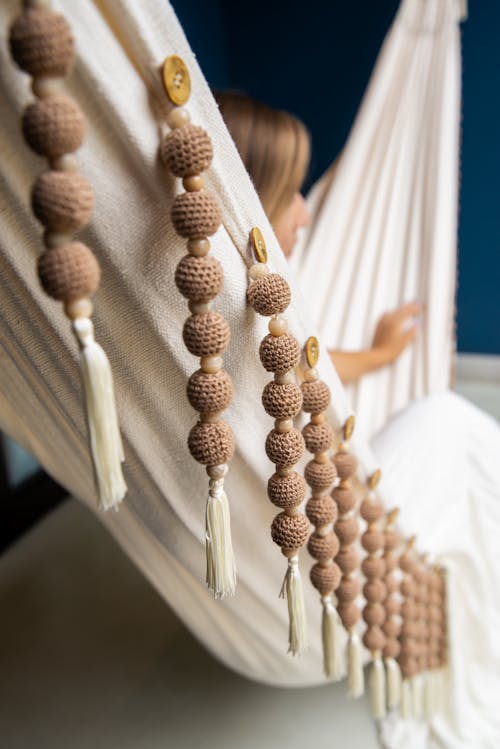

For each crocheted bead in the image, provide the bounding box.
[300,380,330,413]
[171,191,221,239]
[361,556,386,579]
[37,242,100,301]
[334,516,358,545]
[31,171,93,232]
[302,422,333,454]
[335,547,359,574]
[385,598,401,617]
[265,428,304,468]
[399,553,416,575]
[362,603,385,626]
[385,575,399,594]
[359,499,384,523]
[401,578,416,597]
[175,255,223,303]
[332,451,358,480]
[22,95,84,159]
[399,656,418,678]
[267,471,306,510]
[306,495,337,526]
[337,602,360,630]
[310,561,341,595]
[259,333,300,374]
[384,530,400,550]
[186,369,233,413]
[384,554,397,573]
[336,577,361,603]
[271,512,309,551]
[161,124,213,177]
[363,579,387,603]
[9,8,74,77]
[383,640,401,659]
[307,531,339,562]
[401,621,419,638]
[246,273,291,316]
[262,381,302,420]
[331,486,356,514]
[382,619,400,638]
[182,312,230,357]
[361,530,385,553]
[304,459,336,491]
[363,626,385,652]
[187,421,235,465]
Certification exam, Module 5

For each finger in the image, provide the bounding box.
[394,301,424,321]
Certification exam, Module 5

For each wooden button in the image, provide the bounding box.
[250,226,268,263]
[343,414,355,441]
[368,468,382,489]
[305,336,319,367]
[162,55,191,106]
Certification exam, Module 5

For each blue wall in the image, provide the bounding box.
[172,0,500,355]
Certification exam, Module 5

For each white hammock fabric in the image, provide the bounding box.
[1,1,500,747]
[291,0,462,439]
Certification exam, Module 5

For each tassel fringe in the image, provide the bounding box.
[385,656,402,710]
[401,678,412,719]
[370,655,386,719]
[321,595,343,679]
[412,674,424,719]
[347,630,364,698]
[280,555,308,656]
[205,475,236,599]
[73,318,126,511]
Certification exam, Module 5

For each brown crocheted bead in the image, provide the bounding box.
[399,655,418,679]
[307,531,339,562]
[302,422,333,455]
[310,561,341,595]
[32,171,93,232]
[382,619,400,638]
[384,554,397,573]
[259,333,300,374]
[384,640,401,659]
[186,369,233,414]
[385,575,399,594]
[336,576,361,603]
[300,380,330,413]
[363,603,385,626]
[361,530,385,553]
[22,95,85,159]
[175,255,223,302]
[337,602,360,630]
[401,578,416,599]
[265,428,304,468]
[361,556,386,579]
[385,598,401,617]
[332,451,358,480]
[384,530,400,550]
[182,312,230,357]
[187,421,234,465]
[363,626,386,653]
[37,242,99,301]
[401,621,419,639]
[363,579,387,603]
[400,553,416,575]
[304,459,336,491]
[334,516,358,546]
[306,495,337,526]
[171,191,221,239]
[267,471,306,510]
[246,273,291,316]
[262,381,302,419]
[271,512,309,551]
[360,499,384,523]
[161,124,213,177]
[9,8,74,77]
[335,547,359,574]
[331,486,356,514]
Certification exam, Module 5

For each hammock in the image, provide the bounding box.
[291,0,463,439]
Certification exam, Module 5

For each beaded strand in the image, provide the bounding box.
[382,509,403,711]
[398,538,419,718]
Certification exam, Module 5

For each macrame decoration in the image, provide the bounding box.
[382,508,403,711]
[247,228,309,655]
[398,537,419,718]
[332,418,364,697]
[411,555,428,718]
[301,337,342,678]
[360,470,387,719]
[8,1,126,510]
[159,55,236,598]
[433,566,448,710]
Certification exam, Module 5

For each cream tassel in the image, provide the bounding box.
[347,630,364,698]
[412,674,424,719]
[205,470,236,599]
[280,555,308,655]
[370,653,387,718]
[321,594,343,679]
[401,678,412,719]
[73,318,126,511]
[385,656,402,710]
[424,672,434,717]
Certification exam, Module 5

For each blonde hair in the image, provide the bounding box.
[215,91,310,224]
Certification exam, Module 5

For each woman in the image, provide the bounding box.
[215,91,422,385]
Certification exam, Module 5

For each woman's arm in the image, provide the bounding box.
[329,302,423,384]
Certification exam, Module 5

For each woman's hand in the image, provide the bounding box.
[371,301,423,366]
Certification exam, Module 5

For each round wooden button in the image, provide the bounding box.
[162,55,191,106]
[250,227,268,263]
[343,414,355,441]
[305,336,319,367]
[368,468,382,489]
